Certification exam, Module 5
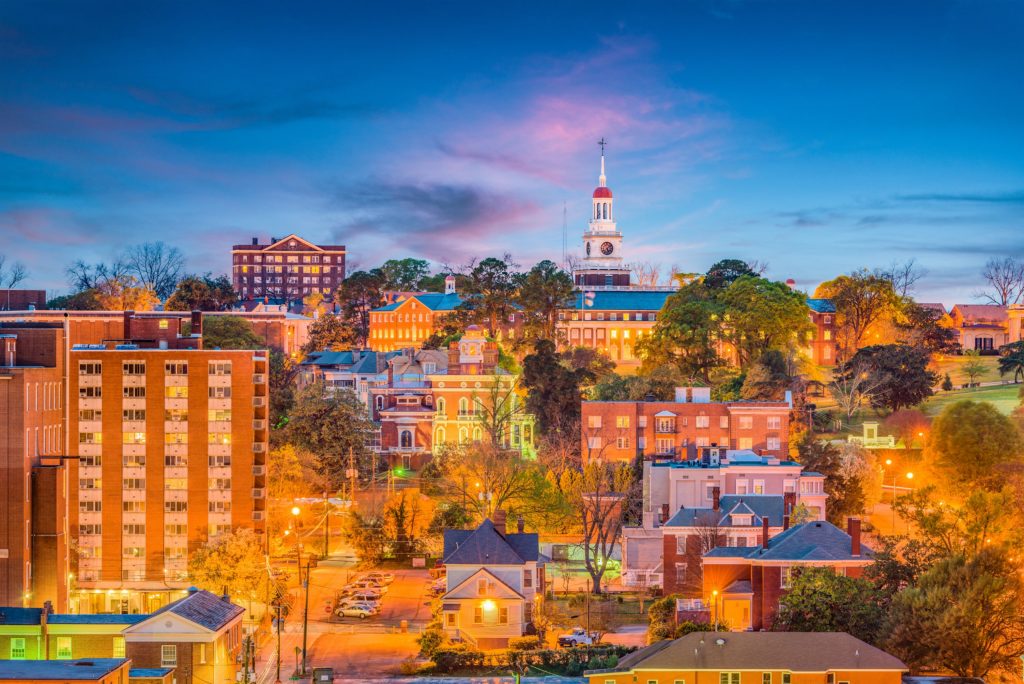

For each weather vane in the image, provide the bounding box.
[598,137,607,155]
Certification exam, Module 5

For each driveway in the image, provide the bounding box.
[328,568,433,626]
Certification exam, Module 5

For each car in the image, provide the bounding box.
[558,627,598,647]
[364,572,394,584]
[337,597,380,611]
[358,577,389,588]
[346,582,387,595]
[348,590,384,603]
[336,605,374,619]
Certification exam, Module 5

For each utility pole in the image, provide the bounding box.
[347,447,356,507]
[323,490,329,557]
[301,560,311,676]
[275,603,282,684]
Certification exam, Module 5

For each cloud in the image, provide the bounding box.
[894,190,1024,205]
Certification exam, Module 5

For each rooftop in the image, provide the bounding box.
[146,589,243,631]
[443,518,539,565]
[665,495,786,529]
[806,298,836,314]
[0,659,128,681]
[704,520,871,562]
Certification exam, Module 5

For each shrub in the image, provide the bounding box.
[431,645,485,673]
[415,628,445,658]
[508,636,541,651]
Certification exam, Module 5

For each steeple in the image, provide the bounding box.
[598,138,607,187]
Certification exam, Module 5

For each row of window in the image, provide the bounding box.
[79,386,233,399]
[8,636,126,660]
[587,415,783,431]
[561,311,656,322]
[235,253,339,263]
[82,408,233,422]
[239,264,334,274]
[81,477,232,490]
[79,500,234,513]
[81,523,190,536]
[79,361,232,375]
[79,431,234,445]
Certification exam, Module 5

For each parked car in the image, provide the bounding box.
[347,580,387,593]
[336,605,375,619]
[558,627,598,647]
[348,590,384,603]
[364,572,395,584]
[337,597,380,611]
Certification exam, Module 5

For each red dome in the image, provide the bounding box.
[593,186,613,199]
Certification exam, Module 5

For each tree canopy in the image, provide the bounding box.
[165,274,237,311]
[925,400,1022,489]
[200,315,264,349]
[836,344,936,413]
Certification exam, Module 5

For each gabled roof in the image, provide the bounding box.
[917,302,948,315]
[704,520,871,562]
[373,292,463,312]
[951,304,1008,324]
[606,632,906,673]
[574,290,671,312]
[665,495,786,529]
[145,589,243,632]
[806,298,836,313]
[443,519,539,565]
[442,567,525,601]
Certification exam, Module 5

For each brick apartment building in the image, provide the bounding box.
[581,387,792,464]
[805,298,838,365]
[0,291,47,312]
[68,343,268,613]
[231,234,345,303]
[0,325,69,611]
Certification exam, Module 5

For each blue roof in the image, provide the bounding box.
[373,292,463,312]
[575,290,671,312]
[665,495,785,529]
[0,659,127,680]
[0,607,43,625]
[806,298,836,313]
[443,519,539,565]
[130,669,173,679]
[704,520,872,562]
[148,589,243,631]
[49,614,148,624]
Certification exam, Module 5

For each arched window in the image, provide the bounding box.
[375,395,384,411]
[434,426,446,445]
[458,427,469,444]
[400,430,413,448]
[458,397,468,415]
[602,203,608,220]
[436,397,446,414]
[472,427,482,443]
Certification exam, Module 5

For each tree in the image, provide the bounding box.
[774,567,884,642]
[941,373,953,391]
[382,489,436,560]
[960,349,987,386]
[334,270,385,347]
[200,315,264,349]
[828,360,883,421]
[895,302,959,354]
[165,274,237,311]
[627,261,661,287]
[718,276,813,368]
[815,270,899,356]
[522,339,595,438]
[48,289,101,310]
[998,341,1024,382]
[837,345,936,413]
[94,275,159,311]
[515,260,575,343]
[704,259,758,289]
[341,510,387,564]
[0,253,28,289]
[925,400,1022,489]
[188,528,273,606]
[978,256,1024,306]
[377,258,431,290]
[592,365,690,402]
[460,255,519,337]
[282,383,374,489]
[877,258,926,298]
[882,409,930,448]
[637,280,724,382]
[65,259,129,292]
[123,241,185,299]
[794,434,867,524]
[740,350,796,401]
[885,548,1024,677]
[301,313,351,354]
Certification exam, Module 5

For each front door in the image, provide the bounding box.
[722,597,751,631]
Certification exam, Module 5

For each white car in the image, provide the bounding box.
[337,597,379,610]
[364,572,394,584]
[348,590,383,603]
[347,582,386,595]
[336,605,375,619]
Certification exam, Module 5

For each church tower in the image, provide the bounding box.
[574,140,632,287]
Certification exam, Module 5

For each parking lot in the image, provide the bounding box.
[328,567,435,626]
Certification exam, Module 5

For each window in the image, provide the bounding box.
[123,455,146,467]
[208,409,232,421]
[587,415,602,429]
[499,607,508,624]
[165,524,187,536]
[123,386,145,398]
[165,454,187,466]
[123,501,145,513]
[753,480,765,494]
[165,432,188,444]
[615,415,630,428]
[719,416,729,428]
[79,362,101,375]
[165,409,188,422]
[123,524,146,535]
[767,416,782,430]
[675,681,686,684]
[79,432,102,444]
[473,607,483,624]
[477,579,487,595]
[720,674,740,684]
[122,409,146,421]
[736,479,749,495]
[209,478,232,490]
[209,361,232,376]
[209,455,231,467]
[165,361,188,375]
[79,386,102,398]
[655,437,674,455]
[767,437,781,451]
[165,501,187,513]
[209,386,232,399]
[523,569,532,588]
[122,432,146,445]
[696,415,709,429]
[81,501,102,513]
[781,566,795,589]
[826,675,835,684]
[10,638,26,659]
[782,675,791,684]
[445,613,456,627]
[123,362,145,375]
[165,386,188,399]
[208,432,231,445]
[738,438,753,450]
[161,645,177,667]
[112,637,125,658]
[123,478,145,490]
[739,416,753,430]
[165,478,187,490]
[655,417,675,433]
[616,436,630,449]
[55,637,72,659]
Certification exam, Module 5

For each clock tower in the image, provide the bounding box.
[575,141,632,287]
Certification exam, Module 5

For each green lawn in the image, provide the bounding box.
[922,384,1021,417]
[930,354,1004,386]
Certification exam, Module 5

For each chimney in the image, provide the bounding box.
[712,486,721,511]
[848,517,862,556]
[517,515,525,534]
[762,516,770,550]
[252,237,259,246]
[222,592,232,603]
[191,310,203,336]
[660,503,670,524]
[783,492,795,530]
[492,509,507,536]
[123,310,134,340]
[445,275,456,295]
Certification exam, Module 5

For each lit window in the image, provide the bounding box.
[10,638,26,659]
[161,644,177,667]
[56,637,72,659]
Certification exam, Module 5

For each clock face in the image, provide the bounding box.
[600,241,614,256]
[585,242,592,256]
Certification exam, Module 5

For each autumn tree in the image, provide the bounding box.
[960,349,988,386]
[123,241,185,299]
[815,270,899,357]
[794,434,867,524]
[636,280,724,382]
[925,400,1022,489]
[382,489,436,560]
[895,302,959,354]
[718,276,813,368]
[94,275,159,311]
[188,528,273,606]
[301,313,351,354]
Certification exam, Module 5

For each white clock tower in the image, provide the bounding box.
[575,140,632,287]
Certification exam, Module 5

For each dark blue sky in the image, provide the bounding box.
[2,0,1022,303]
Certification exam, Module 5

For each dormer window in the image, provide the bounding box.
[731,514,753,526]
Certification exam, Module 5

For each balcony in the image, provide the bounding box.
[253,396,267,408]
[252,488,266,499]
[252,465,266,477]
[252,511,266,521]
[253,374,266,384]
[253,443,266,453]
[457,410,484,420]
[253,419,266,430]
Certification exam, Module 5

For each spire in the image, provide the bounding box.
[598,137,607,187]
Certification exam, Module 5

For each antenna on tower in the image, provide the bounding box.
[561,201,568,269]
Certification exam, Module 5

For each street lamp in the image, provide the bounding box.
[711,589,719,631]
[291,506,302,581]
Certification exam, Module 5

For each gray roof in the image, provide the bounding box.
[704,521,871,562]
[443,519,539,565]
[665,495,785,529]
[148,589,244,631]
[606,632,906,673]
[0,607,43,625]
[0,659,128,680]
[49,614,147,625]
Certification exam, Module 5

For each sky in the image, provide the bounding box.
[1,0,1023,304]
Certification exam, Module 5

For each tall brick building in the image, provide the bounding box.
[231,234,346,304]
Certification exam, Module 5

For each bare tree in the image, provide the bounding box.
[627,261,661,287]
[978,257,1024,306]
[829,364,884,421]
[877,258,927,298]
[124,241,184,299]
[0,254,28,289]
[65,258,129,292]
[679,509,725,596]
[747,260,770,276]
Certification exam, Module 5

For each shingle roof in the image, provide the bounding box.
[148,589,244,631]
[49,614,147,625]
[0,607,42,625]
[806,298,836,313]
[606,632,906,673]
[442,519,539,565]
[704,520,871,562]
[664,495,786,529]
[373,292,463,312]
[0,659,128,680]
[574,290,672,312]
[952,304,1008,324]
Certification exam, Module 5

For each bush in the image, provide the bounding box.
[416,628,446,658]
[431,645,485,673]
[508,636,541,651]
